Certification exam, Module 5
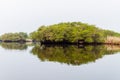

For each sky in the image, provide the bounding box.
[0,0,120,35]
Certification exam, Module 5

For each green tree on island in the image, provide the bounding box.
[30,22,120,44]
[0,32,28,42]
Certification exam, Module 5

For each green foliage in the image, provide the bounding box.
[0,32,28,41]
[103,30,120,37]
[30,22,120,43]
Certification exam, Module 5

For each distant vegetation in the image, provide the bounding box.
[30,22,120,44]
[0,32,28,42]
[0,22,120,44]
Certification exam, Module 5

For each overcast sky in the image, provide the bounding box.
[0,0,120,35]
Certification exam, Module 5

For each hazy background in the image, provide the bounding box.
[0,0,120,35]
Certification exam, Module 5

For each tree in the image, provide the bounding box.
[0,32,28,42]
[30,22,120,44]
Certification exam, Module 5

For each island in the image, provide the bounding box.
[0,22,120,45]
[30,22,120,45]
[0,32,32,42]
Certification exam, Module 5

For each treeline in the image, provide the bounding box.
[0,22,120,44]
[0,32,28,42]
[30,22,120,44]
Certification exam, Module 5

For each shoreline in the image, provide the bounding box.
[0,40,120,46]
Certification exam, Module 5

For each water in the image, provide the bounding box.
[0,43,120,80]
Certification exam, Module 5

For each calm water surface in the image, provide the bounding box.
[0,43,120,80]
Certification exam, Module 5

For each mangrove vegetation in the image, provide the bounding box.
[30,22,120,44]
[0,22,120,44]
[0,32,28,42]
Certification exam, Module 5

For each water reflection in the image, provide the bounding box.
[0,43,28,50]
[0,43,120,66]
[31,44,120,66]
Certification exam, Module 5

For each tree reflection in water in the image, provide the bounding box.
[0,43,28,50]
[0,42,120,66]
[31,44,120,66]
